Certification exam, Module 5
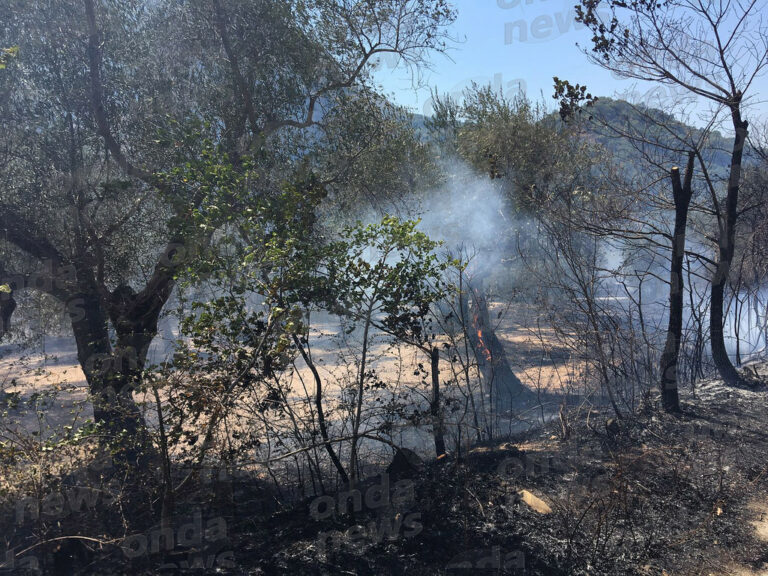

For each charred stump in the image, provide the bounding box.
[467,287,533,413]
[659,156,694,412]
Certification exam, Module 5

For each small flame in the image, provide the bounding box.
[476,328,492,362]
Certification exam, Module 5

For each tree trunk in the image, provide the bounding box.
[0,292,15,340]
[659,155,694,412]
[430,346,447,458]
[710,108,748,387]
[734,293,742,366]
[468,285,531,413]
[292,333,349,484]
[458,286,487,442]
[68,281,153,468]
[348,306,373,485]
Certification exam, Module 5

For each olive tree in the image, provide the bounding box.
[0,0,455,466]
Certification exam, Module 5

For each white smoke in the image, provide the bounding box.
[409,158,518,281]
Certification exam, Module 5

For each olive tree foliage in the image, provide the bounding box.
[426,87,586,293]
[563,0,768,386]
[425,86,601,297]
[428,86,596,213]
[0,45,17,70]
[0,0,455,463]
[316,95,441,225]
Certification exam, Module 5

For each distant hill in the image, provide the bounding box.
[580,98,735,178]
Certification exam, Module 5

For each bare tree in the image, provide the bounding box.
[573,0,768,386]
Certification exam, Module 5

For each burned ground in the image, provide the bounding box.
[223,370,768,576]
[4,366,760,574]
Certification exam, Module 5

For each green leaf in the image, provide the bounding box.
[0,46,19,70]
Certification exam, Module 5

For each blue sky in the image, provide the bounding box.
[371,0,768,129]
